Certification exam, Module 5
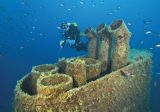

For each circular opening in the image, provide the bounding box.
[97,24,105,32]
[111,19,122,30]
[41,75,68,86]
[21,73,40,95]
[35,64,55,72]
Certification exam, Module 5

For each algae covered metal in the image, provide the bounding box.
[85,27,98,59]
[109,19,131,71]
[13,19,152,112]
[97,23,112,72]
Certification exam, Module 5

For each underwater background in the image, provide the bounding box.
[0,0,160,111]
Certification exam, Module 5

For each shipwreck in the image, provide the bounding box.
[13,19,152,112]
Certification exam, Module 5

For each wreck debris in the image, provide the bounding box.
[32,64,58,75]
[73,59,87,86]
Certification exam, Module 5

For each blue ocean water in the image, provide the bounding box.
[0,0,160,111]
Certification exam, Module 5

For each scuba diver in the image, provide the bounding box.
[58,22,87,51]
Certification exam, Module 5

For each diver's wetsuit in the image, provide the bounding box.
[63,24,81,45]
[62,23,87,51]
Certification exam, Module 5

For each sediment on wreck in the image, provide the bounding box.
[13,72,73,112]
[53,50,152,112]
[13,50,152,112]
[65,57,102,87]
[85,27,98,59]
[82,58,102,81]
[13,72,49,112]
[37,74,73,97]
[73,59,87,86]
[109,19,131,71]
[32,64,58,75]
[97,23,112,73]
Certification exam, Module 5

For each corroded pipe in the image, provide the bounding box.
[96,24,112,72]
[74,59,87,86]
[37,74,73,97]
[79,57,102,81]
[65,58,76,77]
[109,19,131,71]
[85,27,98,59]
[65,58,87,87]
[32,64,58,75]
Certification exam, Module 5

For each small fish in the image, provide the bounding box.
[32,26,36,30]
[145,31,152,34]
[154,81,157,87]
[149,47,153,50]
[67,8,71,11]
[20,46,24,49]
[57,26,61,29]
[39,33,44,36]
[143,20,151,24]
[127,22,132,26]
[117,6,121,9]
[60,4,64,7]
[21,2,25,5]
[80,1,84,5]
[140,41,144,44]
[155,44,160,48]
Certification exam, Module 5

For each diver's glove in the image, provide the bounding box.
[59,40,65,48]
[66,39,76,47]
